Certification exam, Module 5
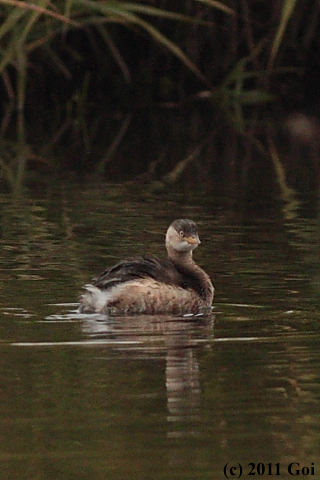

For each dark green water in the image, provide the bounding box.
[0,179,320,480]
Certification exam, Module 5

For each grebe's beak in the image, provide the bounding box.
[186,235,201,245]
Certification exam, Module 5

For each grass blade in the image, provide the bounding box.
[195,0,235,16]
[268,0,298,70]
[76,0,210,85]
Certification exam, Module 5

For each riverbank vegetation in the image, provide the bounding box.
[0,0,319,195]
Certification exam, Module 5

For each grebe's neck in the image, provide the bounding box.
[166,246,195,268]
[166,245,214,306]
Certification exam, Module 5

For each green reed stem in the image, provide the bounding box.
[14,35,27,195]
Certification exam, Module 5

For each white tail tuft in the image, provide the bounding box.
[79,284,110,313]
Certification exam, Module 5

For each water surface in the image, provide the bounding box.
[0,179,319,479]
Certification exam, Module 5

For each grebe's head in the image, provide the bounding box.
[165,219,200,253]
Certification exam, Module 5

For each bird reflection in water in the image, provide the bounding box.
[81,312,214,438]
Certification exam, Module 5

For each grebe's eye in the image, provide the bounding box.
[179,231,184,237]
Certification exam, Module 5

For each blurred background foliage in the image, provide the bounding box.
[0,0,320,195]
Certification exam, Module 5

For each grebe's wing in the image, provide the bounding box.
[92,256,182,290]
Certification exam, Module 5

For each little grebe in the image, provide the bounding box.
[79,219,214,315]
